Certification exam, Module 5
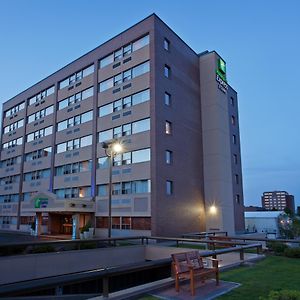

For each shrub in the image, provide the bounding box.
[260,290,300,300]
[79,242,97,250]
[31,245,55,254]
[284,247,300,258]
[267,242,288,255]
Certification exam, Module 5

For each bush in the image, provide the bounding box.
[31,245,55,254]
[260,290,300,300]
[267,242,289,255]
[79,242,97,250]
[284,248,300,258]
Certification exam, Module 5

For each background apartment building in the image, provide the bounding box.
[0,14,244,237]
[262,191,295,213]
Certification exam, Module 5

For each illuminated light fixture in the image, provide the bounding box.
[209,205,217,215]
[112,142,123,154]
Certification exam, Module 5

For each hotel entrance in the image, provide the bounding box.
[49,213,73,235]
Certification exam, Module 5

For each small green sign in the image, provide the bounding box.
[34,198,41,208]
[218,58,226,74]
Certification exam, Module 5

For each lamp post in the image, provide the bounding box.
[101,140,123,238]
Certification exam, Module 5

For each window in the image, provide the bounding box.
[99,129,113,143]
[57,110,93,131]
[235,174,239,184]
[56,135,92,153]
[28,86,55,106]
[132,180,151,193]
[27,106,54,124]
[24,169,50,181]
[233,154,238,164]
[164,65,170,78]
[132,118,150,134]
[0,194,19,203]
[164,92,171,106]
[230,97,234,106]
[100,54,114,68]
[231,115,236,125]
[164,38,170,51]
[99,103,113,117]
[0,156,22,167]
[99,62,149,92]
[236,194,240,204]
[112,183,121,195]
[2,137,23,149]
[132,61,150,78]
[99,89,150,117]
[132,148,150,163]
[3,119,24,134]
[99,77,114,92]
[5,102,25,118]
[165,150,173,164]
[166,180,173,195]
[98,185,107,196]
[232,134,237,144]
[165,121,172,135]
[59,65,94,89]
[55,187,90,198]
[58,87,93,110]
[98,157,109,169]
[27,126,53,142]
[0,175,20,185]
[132,35,149,51]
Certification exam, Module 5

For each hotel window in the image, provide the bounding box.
[99,89,150,117]
[99,61,149,92]
[0,175,20,185]
[235,174,239,184]
[132,148,150,163]
[3,119,24,134]
[56,135,92,153]
[55,160,92,176]
[164,38,170,51]
[0,156,22,167]
[55,187,91,198]
[233,154,238,164]
[231,116,236,126]
[25,147,52,161]
[99,34,149,69]
[5,102,25,118]
[131,118,150,134]
[2,137,23,149]
[166,180,173,195]
[57,110,93,131]
[165,121,172,135]
[28,105,54,124]
[58,87,93,110]
[164,65,170,78]
[165,150,173,164]
[28,86,55,106]
[24,169,50,181]
[232,134,237,144]
[230,97,234,106]
[59,65,94,89]
[0,194,19,203]
[132,35,149,51]
[164,92,171,106]
[26,126,53,142]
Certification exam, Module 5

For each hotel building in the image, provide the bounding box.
[0,14,244,237]
[262,191,295,213]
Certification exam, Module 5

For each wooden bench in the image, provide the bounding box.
[171,251,219,296]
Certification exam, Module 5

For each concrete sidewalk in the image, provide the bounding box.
[150,279,240,300]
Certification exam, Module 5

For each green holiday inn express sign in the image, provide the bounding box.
[216,58,228,93]
[34,197,49,208]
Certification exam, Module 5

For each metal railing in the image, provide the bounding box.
[0,236,263,298]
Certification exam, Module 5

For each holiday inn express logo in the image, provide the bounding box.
[216,58,228,94]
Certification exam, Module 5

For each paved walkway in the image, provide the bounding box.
[150,279,240,300]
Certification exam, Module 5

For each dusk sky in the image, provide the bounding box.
[0,0,299,208]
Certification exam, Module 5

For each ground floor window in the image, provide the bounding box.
[96,216,151,230]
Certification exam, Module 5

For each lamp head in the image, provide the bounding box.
[112,142,123,153]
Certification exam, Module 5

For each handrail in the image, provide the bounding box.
[0,242,262,297]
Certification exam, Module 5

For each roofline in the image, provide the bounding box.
[3,13,221,106]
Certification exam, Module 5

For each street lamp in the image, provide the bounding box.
[101,140,123,238]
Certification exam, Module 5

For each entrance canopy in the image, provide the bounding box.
[21,191,94,213]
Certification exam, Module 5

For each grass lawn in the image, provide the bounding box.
[138,256,300,300]
[218,255,300,299]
